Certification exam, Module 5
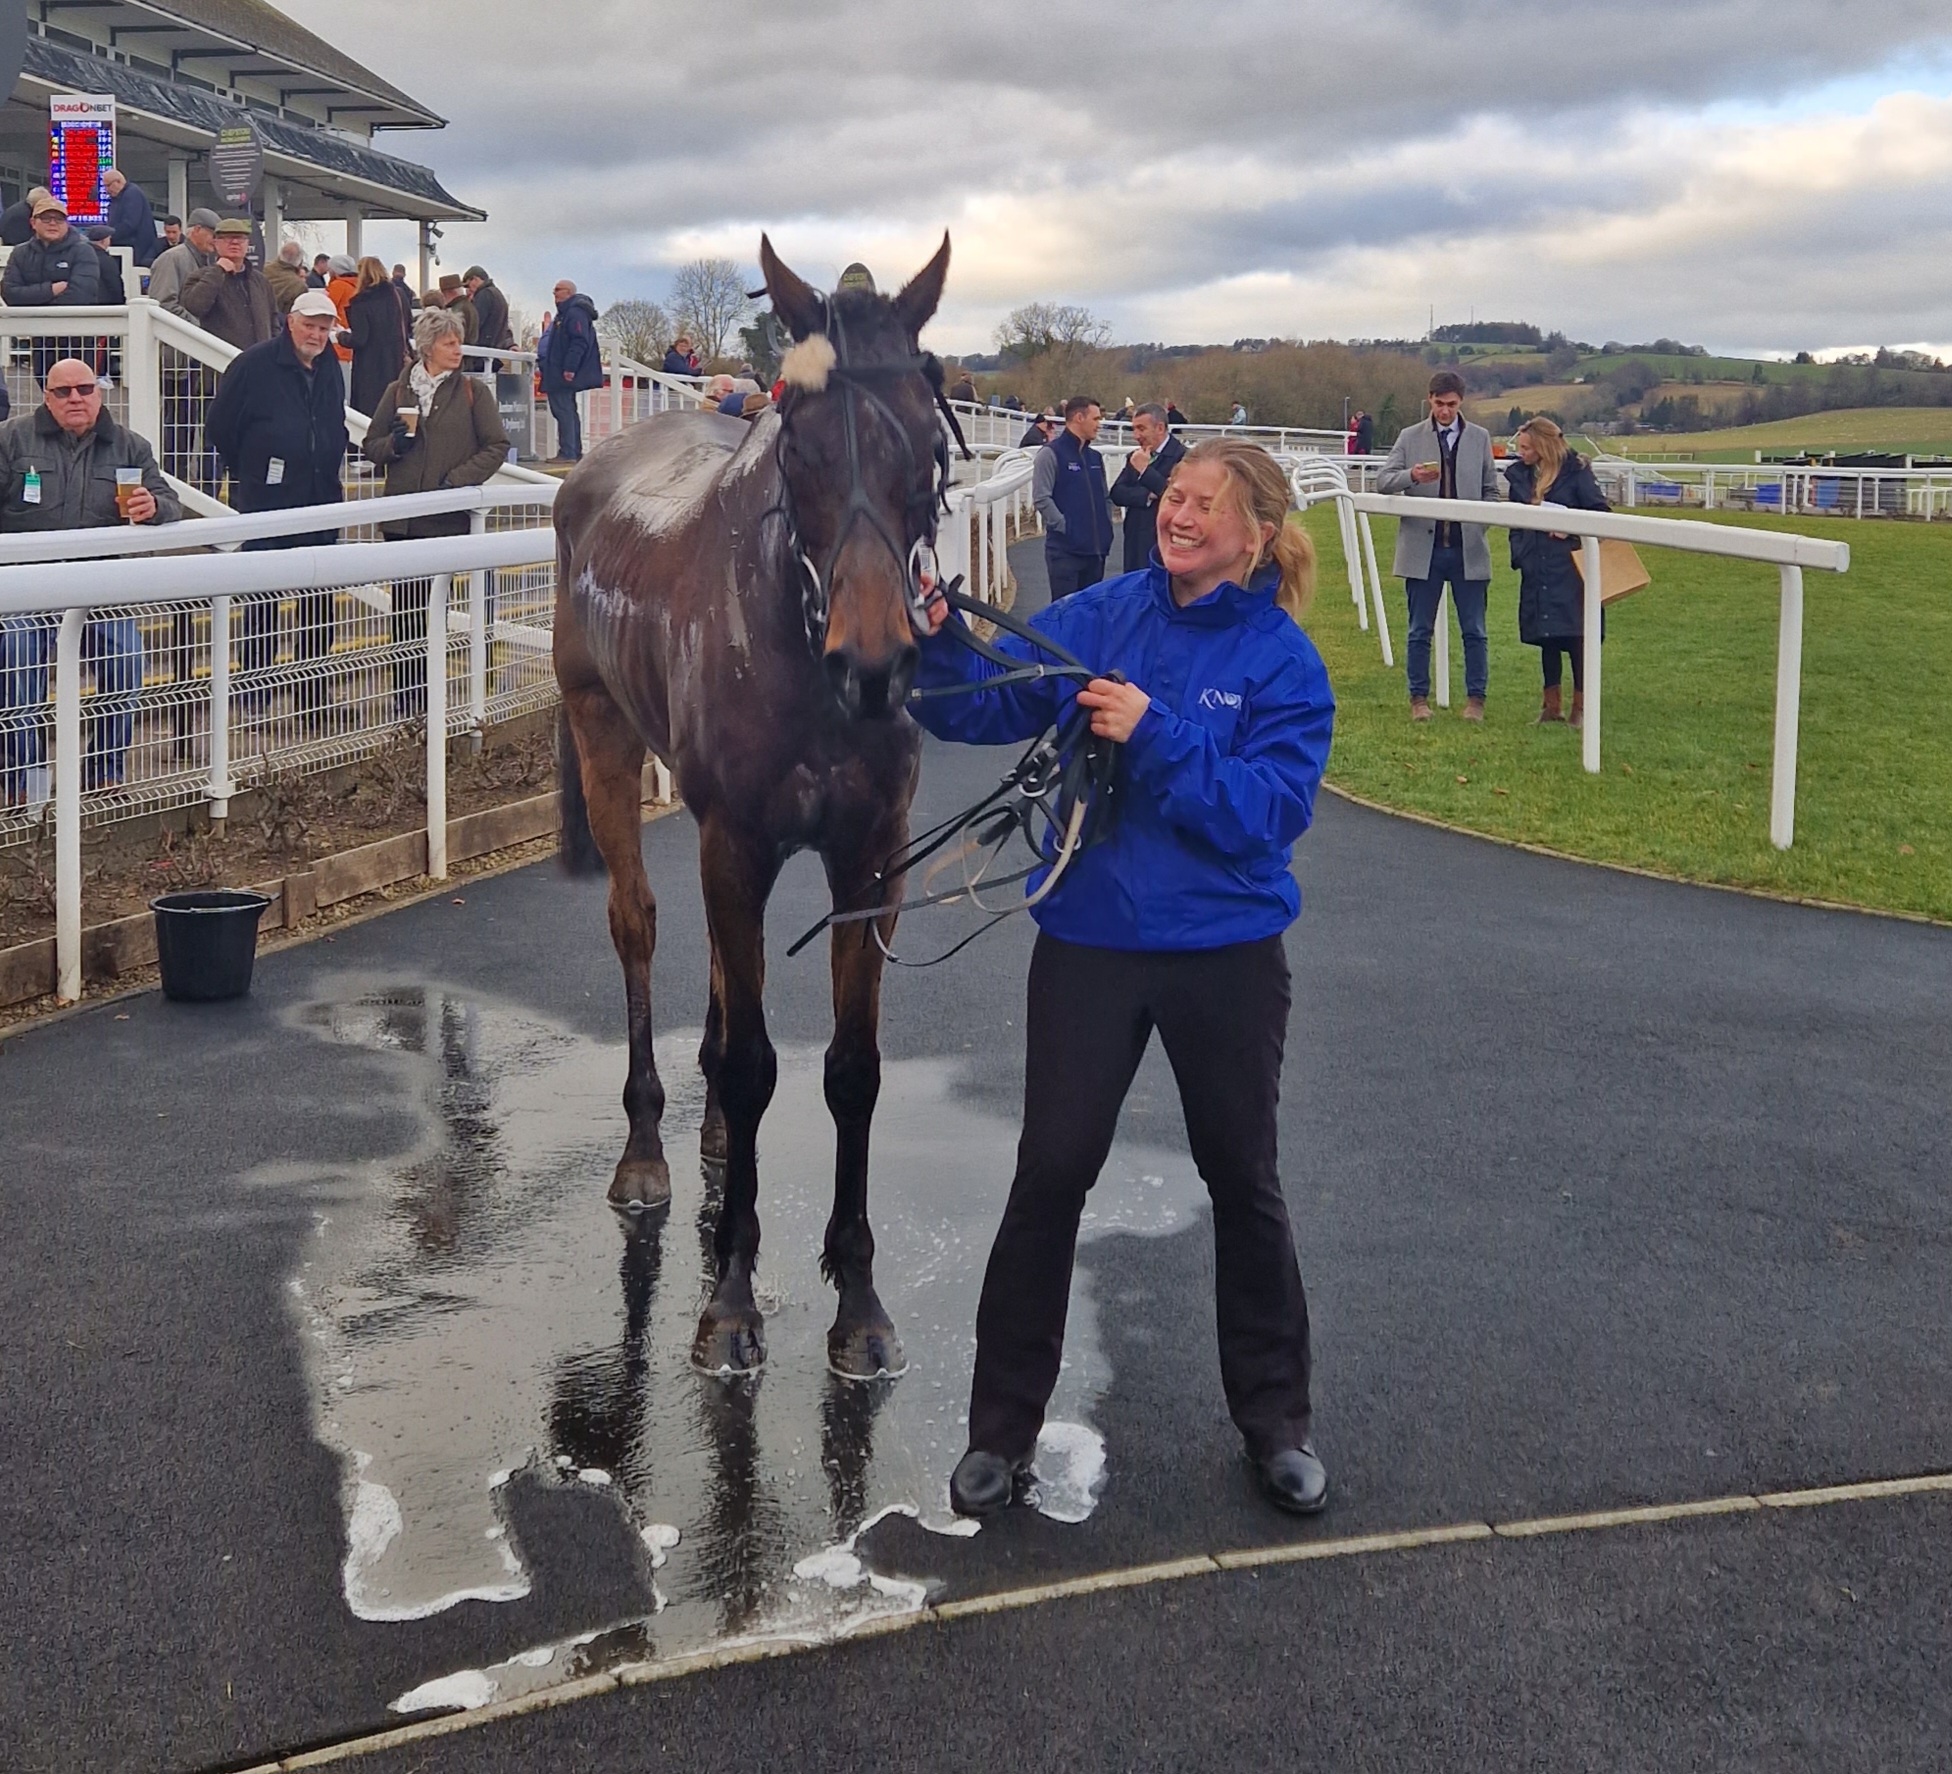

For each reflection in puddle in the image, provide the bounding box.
[280,984,1206,1709]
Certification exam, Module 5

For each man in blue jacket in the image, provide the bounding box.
[540,279,604,462]
[1032,394,1112,597]
[205,291,349,722]
[102,168,160,268]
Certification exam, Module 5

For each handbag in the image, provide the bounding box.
[1570,537,1652,604]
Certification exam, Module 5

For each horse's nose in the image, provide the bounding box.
[824,643,919,720]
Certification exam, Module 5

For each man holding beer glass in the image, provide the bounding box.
[0,359,179,801]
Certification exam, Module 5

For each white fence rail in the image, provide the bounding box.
[1307,484,1849,851]
[0,498,565,1003]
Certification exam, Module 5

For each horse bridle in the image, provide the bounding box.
[767,298,972,656]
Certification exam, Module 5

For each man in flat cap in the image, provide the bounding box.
[181,219,276,353]
[463,266,513,353]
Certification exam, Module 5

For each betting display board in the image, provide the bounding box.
[48,95,116,227]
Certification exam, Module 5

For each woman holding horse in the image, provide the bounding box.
[912,439,1337,1518]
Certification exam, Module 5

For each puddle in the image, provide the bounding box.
[276,983,1207,1709]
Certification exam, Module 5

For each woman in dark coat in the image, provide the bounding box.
[346,257,410,417]
[1503,418,1609,726]
[361,305,509,716]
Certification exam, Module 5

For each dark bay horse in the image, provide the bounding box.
[552,236,955,1379]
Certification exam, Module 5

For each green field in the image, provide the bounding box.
[1296,505,1952,921]
[1613,407,1952,461]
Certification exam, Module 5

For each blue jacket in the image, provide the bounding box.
[107,180,160,267]
[911,566,1335,952]
[1045,428,1112,561]
[540,293,604,393]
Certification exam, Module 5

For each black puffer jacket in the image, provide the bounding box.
[2,228,104,306]
[1503,453,1610,642]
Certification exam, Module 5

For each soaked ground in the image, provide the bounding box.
[277,981,1209,1714]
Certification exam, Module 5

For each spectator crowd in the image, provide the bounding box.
[0,166,521,803]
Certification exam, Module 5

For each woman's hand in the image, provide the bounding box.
[1075,677,1151,742]
[919,580,950,636]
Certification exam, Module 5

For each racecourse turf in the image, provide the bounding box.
[1297,504,1952,922]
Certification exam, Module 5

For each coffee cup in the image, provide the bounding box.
[115,466,142,520]
[398,405,420,437]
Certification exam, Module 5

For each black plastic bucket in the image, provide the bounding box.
[151,890,273,1003]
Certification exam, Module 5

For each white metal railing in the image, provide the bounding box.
[0,505,566,1003]
[1317,489,1849,850]
[937,448,1038,609]
[1590,456,1952,521]
[946,400,1350,460]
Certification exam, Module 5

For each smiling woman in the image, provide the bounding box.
[912,438,1339,1521]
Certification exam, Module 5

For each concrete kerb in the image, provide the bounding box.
[230,1470,1952,1773]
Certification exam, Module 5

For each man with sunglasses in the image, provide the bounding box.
[0,361,179,803]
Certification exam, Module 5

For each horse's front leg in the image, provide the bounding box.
[563,691,670,1210]
[820,825,906,1381]
[690,815,781,1375]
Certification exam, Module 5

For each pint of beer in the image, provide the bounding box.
[115,467,143,520]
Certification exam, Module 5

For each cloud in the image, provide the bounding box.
[279,0,1952,353]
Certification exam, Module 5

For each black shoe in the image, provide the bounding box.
[950,1449,1024,1519]
[1256,1443,1329,1516]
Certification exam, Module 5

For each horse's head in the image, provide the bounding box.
[760,233,953,721]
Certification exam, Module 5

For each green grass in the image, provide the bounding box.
[1614,407,1952,461]
[1295,505,1952,921]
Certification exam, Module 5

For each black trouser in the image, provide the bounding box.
[968,932,1313,1463]
[1045,548,1106,599]
[239,532,338,717]
[1537,635,1586,691]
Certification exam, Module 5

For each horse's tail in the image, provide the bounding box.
[557,704,606,878]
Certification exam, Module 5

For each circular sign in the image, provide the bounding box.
[209,120,263,210]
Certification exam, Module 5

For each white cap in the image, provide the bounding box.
[290,291,338,319]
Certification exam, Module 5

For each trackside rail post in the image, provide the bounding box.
[427,574,450,880]
[1771,564,1804,849]
[209,594,233,821]
[55,610,83,1003]
[1581,535,1604,773]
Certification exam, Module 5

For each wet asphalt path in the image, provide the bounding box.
[3,544,1950,1772]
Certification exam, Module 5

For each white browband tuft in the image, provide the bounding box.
[780,333,838,392]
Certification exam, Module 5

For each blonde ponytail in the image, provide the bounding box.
[1175,438,1316,623]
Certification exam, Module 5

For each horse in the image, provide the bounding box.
[551,235,956,1381]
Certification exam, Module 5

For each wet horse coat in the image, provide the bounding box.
[552,237,952,1378]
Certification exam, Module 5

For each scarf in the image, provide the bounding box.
[408,361,452,417]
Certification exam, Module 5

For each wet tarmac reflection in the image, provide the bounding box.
[280,983,1207,1710]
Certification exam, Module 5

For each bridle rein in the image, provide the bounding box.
[766,298,972,656]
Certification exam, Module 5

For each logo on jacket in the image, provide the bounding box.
[1198,688,1242,710]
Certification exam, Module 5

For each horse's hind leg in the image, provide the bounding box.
[697,944,728,1166]
[820,825,906,1381]
[564,684,671,1210]
[691,814,782,1375]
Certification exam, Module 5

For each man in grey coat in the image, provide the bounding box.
[1377,369,1502,721]
[0,359,179,800]
[146,208,219,316]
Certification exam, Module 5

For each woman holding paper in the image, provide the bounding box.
[1504,418,1610,727]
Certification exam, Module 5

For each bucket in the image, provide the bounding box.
[150,890,273,1003]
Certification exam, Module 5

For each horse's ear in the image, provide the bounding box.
[759,234,825,341]
[892,233,951,341]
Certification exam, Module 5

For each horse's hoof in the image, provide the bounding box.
[828,1317,907,1382]
[608,1155,672,1212]
[691,1308,766,1377]
[699,1109,728,1166]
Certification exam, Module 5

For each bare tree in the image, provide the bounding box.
[669,258,754,361]
[599,297,673,365]
[995,301,1111,360]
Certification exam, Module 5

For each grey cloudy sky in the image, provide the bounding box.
[285,0,1952,355]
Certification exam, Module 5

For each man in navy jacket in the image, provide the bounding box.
[1032,394,1112,597]
[540,280,604,461]
[205,293,350,720]
[102,168,160,267]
